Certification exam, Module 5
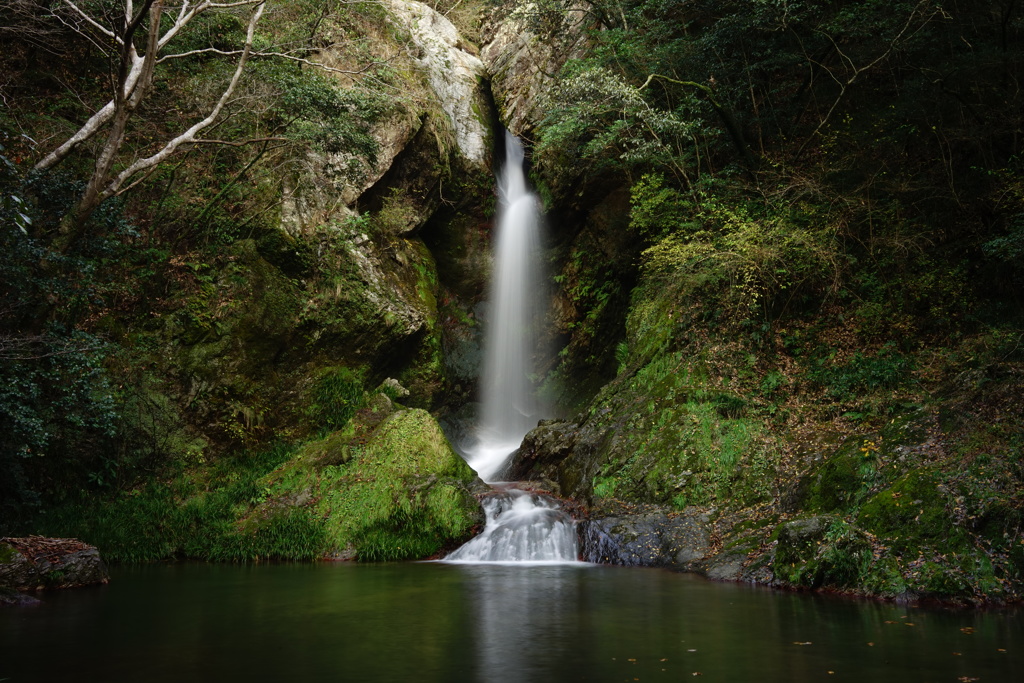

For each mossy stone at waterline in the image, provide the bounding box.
[255,408,484,562]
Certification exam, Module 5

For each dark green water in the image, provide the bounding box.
[1,562,1020,682]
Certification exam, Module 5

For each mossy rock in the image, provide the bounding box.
[772,516,872,589]
[252,408,484,561]
[798,435,881,514]
[855,468,963,552]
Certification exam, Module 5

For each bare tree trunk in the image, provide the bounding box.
[41,0,266,253]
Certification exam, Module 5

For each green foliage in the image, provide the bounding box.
[258,60,389,163]
[629,173,694,242]
[773,517,873,590]
[35,442,304,563]
[640,190,843,321]
[310,367,365,432]
[537,65,700,189]
[806,343,915,402]
[0,160,150,527]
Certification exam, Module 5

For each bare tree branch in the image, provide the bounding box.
[99,2,265,203]
[795,0,940,158]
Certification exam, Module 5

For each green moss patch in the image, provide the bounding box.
[856,468,962,553]
[772,516,873,589]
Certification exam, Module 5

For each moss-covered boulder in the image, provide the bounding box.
[855,468,961,552]
[249,406,486,561]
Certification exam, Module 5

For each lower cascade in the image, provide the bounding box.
[444,488,579,563]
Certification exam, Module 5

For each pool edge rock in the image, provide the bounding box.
[0,536,109,599]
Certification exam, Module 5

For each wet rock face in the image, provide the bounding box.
[481,0,595,136]
[0,537,109,593]
[506,420,579,483]
[580,507,713,571]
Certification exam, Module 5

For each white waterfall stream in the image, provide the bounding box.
[446,132,579,564]
[467,132,544,483]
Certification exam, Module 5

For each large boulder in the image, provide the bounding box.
[0,537,109,593]
[247,403,488,561]
[580,505,713,571]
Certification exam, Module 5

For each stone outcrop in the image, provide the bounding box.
[282,1,492,236]
[481,1,595,135]
[0,537,109,595]
[389,0,490,166]
[581,506,713,571]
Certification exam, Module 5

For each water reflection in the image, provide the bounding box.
[458,565,586,682]
[1,562,1020,682]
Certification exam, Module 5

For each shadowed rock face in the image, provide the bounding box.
[580,507,713,571]
[0,537,109,594]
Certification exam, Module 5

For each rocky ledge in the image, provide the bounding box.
[1,536,109,604]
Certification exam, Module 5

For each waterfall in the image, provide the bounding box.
[445,132,580,564]
[444,489,580,563]
[466,132,545,482]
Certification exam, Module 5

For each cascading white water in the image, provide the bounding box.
[445,132,580,564]
[466,132,545,482]
[444,489,579,563]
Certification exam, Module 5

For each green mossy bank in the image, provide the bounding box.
[37,399,484,563]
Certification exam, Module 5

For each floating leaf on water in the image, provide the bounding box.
[960,627,976,634]
[793,642,813,646]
